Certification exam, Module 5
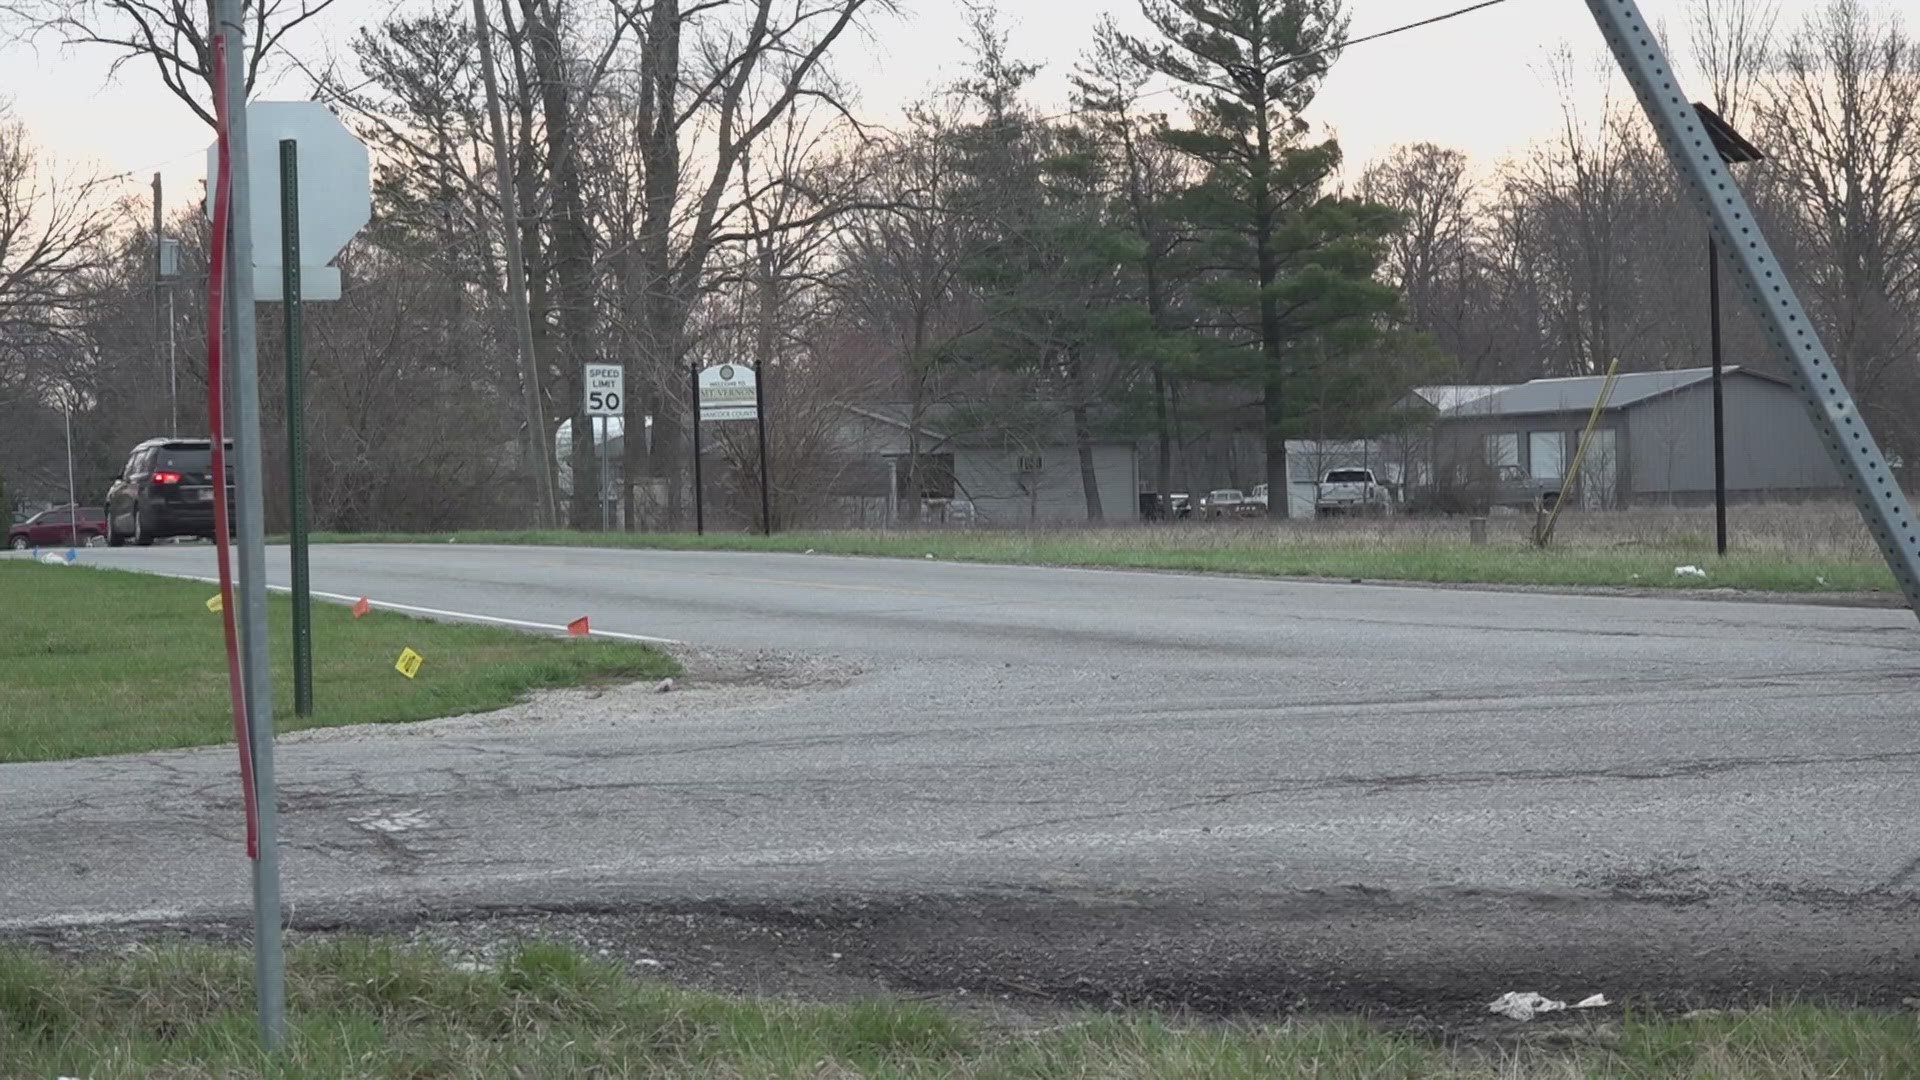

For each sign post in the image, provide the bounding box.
[279,140,312,718]
[206,91,370,1047]
[584,363,624,531]
[689,363,704,535]
[754,365,772,536]
[696,364,759,532]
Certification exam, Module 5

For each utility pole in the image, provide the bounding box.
[473,0,556,528]
[213,0,286,1046]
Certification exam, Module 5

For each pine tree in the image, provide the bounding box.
[1124,0,1400,509]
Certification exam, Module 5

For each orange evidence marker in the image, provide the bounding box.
[567,616,590,637]
[352,597,371,618]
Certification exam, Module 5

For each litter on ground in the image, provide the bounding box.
[1488,991,1611,1021]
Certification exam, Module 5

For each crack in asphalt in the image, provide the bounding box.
[975,747,1920,841]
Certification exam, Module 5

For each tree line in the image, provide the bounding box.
[1,0,1915,528]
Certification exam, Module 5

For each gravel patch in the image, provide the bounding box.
[279,647,864,744]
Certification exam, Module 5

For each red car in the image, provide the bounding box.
[7,506,108,550]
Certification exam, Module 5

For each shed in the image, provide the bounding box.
[1432,366,1843,507]
[832,405,1141,524]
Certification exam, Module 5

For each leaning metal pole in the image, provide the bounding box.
[1583,0,1920,620]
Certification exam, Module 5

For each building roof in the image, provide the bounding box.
[837,402,1135,449]
[1404,385,1512,412]
[1443,366,1783,418]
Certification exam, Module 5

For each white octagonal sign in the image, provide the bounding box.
[207,101,371,302]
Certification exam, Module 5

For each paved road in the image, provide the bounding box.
[5,545,1919,1007]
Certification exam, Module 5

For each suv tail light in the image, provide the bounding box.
[152,470,182,485]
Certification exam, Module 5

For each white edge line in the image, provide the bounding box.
[169,573,681,645]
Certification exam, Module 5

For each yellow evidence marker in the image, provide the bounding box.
[395,647,424,679]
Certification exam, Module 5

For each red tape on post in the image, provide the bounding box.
[208,36,259,861]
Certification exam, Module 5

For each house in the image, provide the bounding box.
[832,405,1141,524]
[1430,366,1843,508]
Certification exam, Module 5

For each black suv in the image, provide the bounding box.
[105,439,235,546]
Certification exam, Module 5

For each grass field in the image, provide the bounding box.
[0,561,676,763]
[3,940,1915,1078]
[302,503,1900,595]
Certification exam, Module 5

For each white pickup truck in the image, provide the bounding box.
[1314,468,1392,517]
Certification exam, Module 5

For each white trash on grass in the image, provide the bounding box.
[1674,565,1709,579]
[1488,991,1611,1021]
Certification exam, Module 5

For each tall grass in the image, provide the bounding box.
[4,940,1916,1078]
[304,502,1898,594]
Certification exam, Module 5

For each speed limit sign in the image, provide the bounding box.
[585,364,625,417]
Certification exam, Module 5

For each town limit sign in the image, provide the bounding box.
[206,101,370,302]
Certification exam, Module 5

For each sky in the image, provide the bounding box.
[0,0,1855,215]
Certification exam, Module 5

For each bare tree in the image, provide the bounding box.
[604,0,893,527]
[0,115,114,406]
[1360,143,1476,335]
[1687,0,1780,124]
[1757,0,1920,450]
[833,99,979,521]
[4,0,341,125]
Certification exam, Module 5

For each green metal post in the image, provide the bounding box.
[280,139,313,717]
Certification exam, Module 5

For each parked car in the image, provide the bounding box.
[1490,464,1561,510]
[1246,484,1270,515]
[7,505,107,549]
[1168,493,1193,519]
[1314,468,1392,517]
[1199,489,1246,519]
[105,438,234,546]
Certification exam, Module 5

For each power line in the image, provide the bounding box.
[1298,0,1514,64]
[1131,0,1518,109]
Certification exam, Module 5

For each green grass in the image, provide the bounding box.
[296,523,1899,595]
[0,561,677,763]
[3,940,1916,1078]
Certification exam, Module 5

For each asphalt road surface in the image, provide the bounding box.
[7,544,1920,1014]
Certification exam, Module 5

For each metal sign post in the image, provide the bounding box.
[695,364,760,533]
[213,0,285,1047]
[754,364,772,536]
[62,393,77,551]
[689,363,705,535]
[205,79,371,1048]
[1709,234,1727,556]
[1584,0,1920,619]
[280,140,313,718]
[584,363,624,532]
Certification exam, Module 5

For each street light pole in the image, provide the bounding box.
[1710,234,1727,556]
[1690,103,1763,560]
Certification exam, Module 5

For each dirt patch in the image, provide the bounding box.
[13,885,1918,1038]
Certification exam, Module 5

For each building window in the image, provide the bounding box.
[896,453,955,501]
[1529,431,1566,480]
[1484,432,1519,469]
